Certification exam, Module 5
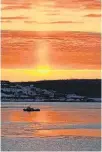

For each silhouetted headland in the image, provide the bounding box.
[1,79,101,102]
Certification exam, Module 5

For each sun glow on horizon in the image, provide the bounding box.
[1,69,100,82]
[36,65,51,74]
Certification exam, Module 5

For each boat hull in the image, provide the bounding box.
[23,108,40,112]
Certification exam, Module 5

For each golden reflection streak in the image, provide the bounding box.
[10,110,100,124]
[34,129,101,137]
[8,110,101,138]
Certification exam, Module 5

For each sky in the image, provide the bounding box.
[1,0,101,81]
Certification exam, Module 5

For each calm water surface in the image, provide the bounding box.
[1,102,101,138]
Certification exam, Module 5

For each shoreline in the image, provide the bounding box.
[1,99,101,102]
[1,136,101,151]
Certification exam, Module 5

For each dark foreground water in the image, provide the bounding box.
[1,102,101,151]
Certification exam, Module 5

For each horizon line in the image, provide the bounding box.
[1,78,101,83]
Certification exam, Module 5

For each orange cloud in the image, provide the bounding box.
[2,0,32,5]
[54,0,100,10]
[50,32,101,70]
[2,16,29,20]
[1,30,37,68]
[2,5,31,10]
[85,14,101,17]
[24,21,83,24]
[2,0,101,10]
[1,30,101,70]
[85,2,100,10]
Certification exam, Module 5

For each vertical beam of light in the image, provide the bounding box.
[36,39,50,67]
[35,37,51,74]
[31,2,54,73]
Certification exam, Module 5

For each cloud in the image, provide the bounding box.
[2,16,29,20]
[2,5,31,10]
[54,0,100,10]
[1,30,37,68]
[85,14,101,17]
[2,0,31,5]
[1,30,100,69]
[2,0,101,11]
[2,0,32,10]
[24,21,83,24]
[85,2,100,9]
[1,0,101,33]
[47,21,83,24]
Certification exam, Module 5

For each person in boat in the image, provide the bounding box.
[26,106,30,110]
[27,106,34,110]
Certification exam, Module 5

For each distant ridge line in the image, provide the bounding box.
[1,79,101,83]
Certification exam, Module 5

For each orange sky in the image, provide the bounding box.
[1,0,101,81]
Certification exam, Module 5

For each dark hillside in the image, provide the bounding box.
[7,79,101,98]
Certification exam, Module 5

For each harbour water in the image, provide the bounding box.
[1,102,101,138]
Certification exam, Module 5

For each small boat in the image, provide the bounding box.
[23,106,40,112]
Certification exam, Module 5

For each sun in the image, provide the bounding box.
[36,65,51,74]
